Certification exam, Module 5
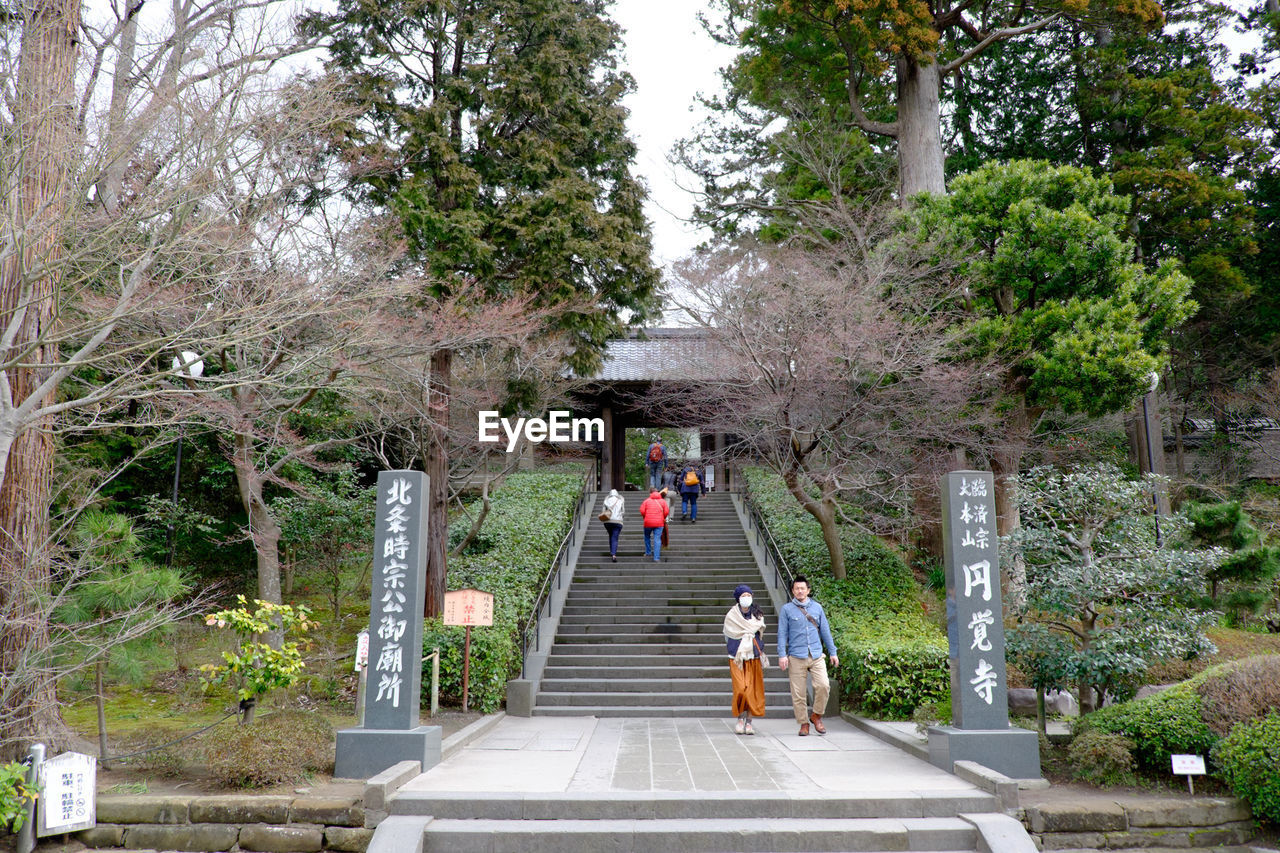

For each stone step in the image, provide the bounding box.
[546,653,749,667]
[542,665,780,678]
[392,791,1001,820]
[529,705,803,718]
[420,816,977,852]
[534,690,792,707]
[550,635,740,647]
[558,609,775,619]
[571,566,756,577]
[561,596,756,607]
[539,677,789,693]
[554,620,761,633]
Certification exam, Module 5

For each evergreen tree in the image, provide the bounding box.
[906,160,1196,601]
[1185,500,1280,623]
[301,0,659,615]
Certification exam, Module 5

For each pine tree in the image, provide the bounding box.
[301,0,659,614]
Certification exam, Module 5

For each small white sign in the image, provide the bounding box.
[355,630,370,672]
[1171,754,1206,775]
[37,751,96,836]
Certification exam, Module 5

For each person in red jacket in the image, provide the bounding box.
[639,489,670,562]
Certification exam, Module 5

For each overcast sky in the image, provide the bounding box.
[611,0,737,271]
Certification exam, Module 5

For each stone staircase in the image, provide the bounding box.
[533,491,794,718]
[391,789,1007,853]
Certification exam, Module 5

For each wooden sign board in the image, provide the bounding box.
[443,588,494,627]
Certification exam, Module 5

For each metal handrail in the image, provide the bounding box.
[518,470,594,678]
[738,472,797,594]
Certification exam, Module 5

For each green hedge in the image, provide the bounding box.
[1214,712,1280,824]
[833,611,950,718]
[743,468,947,717]
[420,465,585,713]
[1078,679,1217,773]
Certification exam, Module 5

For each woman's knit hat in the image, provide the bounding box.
[733,584,753,601]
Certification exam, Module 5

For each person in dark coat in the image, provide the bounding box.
[678,463,702,522]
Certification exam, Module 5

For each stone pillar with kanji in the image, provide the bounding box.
[335,470,442,779]
[927,470,1041,780]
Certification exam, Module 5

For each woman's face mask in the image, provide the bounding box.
[738,595,753,609]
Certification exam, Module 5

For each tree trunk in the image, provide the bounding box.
[990,445,1026,610]
[96,660,111,769]
[991,398,1041,612]
[0,0,82,761]
[97,0,139,216]
[782,470,846,579]
[896,54,947,199]
[424,348,452,617]
[231,430,284,647]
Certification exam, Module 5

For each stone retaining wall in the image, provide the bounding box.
[1024,796,1258,850]
[77,795,373,852]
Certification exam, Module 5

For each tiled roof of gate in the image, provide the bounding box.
[584,327,724,382]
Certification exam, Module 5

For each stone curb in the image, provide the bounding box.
[840,711,929,760]
[363,760,420,812]
[80,794,369,852]
[1025,796,1262,851]
[953,760,1021,812]
[440,711,506,761]
[961,811,1039,852]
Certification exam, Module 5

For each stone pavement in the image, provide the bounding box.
[399,713,981,797]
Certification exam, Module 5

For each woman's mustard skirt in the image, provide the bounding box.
[729,657,766,717]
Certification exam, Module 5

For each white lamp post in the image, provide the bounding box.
[167,352,204,565]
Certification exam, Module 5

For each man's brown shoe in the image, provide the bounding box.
[810,713,826,734]
[799,723,810,736]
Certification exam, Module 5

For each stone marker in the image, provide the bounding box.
[335,471,441,779]
[928,470,1041,780]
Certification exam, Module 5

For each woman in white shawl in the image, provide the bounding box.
[724,584,767,734]
[601,489,624,563]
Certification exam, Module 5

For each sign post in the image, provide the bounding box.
[927,470,1041,779]
[334,470,442,779]
[1172,754,1206,795]
[443,588,494,712]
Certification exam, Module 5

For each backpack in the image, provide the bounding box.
[684,469,699,486]
[648,444,663,462]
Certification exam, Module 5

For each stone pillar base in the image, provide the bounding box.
[927,724,1041,780]
[335,726,441,780]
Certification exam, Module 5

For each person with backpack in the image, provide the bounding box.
[600,489,625,563]
[645,440,665,491]
[679,463,702,522]
[639,488,670,562]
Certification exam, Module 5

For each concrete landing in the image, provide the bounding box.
[397,714,983,797]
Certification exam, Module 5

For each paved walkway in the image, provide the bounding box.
[400,714,982,797]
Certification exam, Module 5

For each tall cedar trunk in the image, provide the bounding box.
[896,54,947,198]
[0,0,82,760]
[424,348,452,617]
[231,429,284,648]
[782,470,846,579]
[991,400,1039,612]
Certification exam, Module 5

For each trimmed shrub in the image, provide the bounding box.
[835,611,950,718]
[421,621,518,714]
[1213,713,1280,824]
[1079,679,1216,773]
[1067,730,1138,787]
[1196,654,1280,737]
[206,710,334,788]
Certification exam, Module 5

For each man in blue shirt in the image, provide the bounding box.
[777,575,840,736]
